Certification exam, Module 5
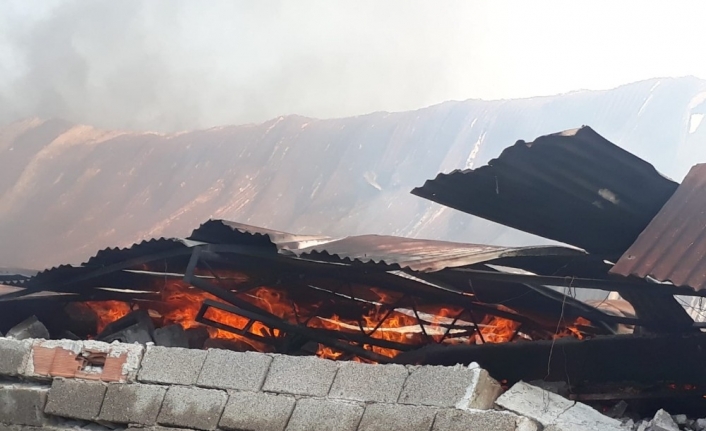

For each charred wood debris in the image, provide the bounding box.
[3,126,706,426]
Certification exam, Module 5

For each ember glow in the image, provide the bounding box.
[84,300,132,333]
[82,278,588,361]
[477,316,520,344]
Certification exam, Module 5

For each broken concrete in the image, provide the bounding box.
[0,338,31,376]
[25,339,143,383]
[0,337,667,431]
[496,381,625,431]
[6,316,49,341]
[648,409,680,431]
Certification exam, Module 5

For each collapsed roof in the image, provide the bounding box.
[2,124,704,346]
[411,126,678,257]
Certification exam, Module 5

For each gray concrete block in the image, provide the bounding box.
[0,427,90,431]
[262,355,338,397]
[219,391,295,431]
[650,409,680,431]
[98,383,167,425]
[44,379,106,421]
[463,366,503,409]
[0,338,31,376]
[126,427,188,431]
[285,398,363,431]
[432,409,522,431]
[516,416,541,431]
[0,384,49,426]
[358,403,436,431]
[6,316,49,340]
[197,349,272,392]
[157,386,227,431]
[496,381,624,431]
[399,364,499,408]
[328,362,408,403]
[138,346,207,385]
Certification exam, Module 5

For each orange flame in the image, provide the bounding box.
[85,300,132,333]
[477,316,520,344]
[81,277,588,362]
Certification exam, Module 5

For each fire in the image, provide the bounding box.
[159,280,293,351]
[81,277,589,362]
[316,345,344,360]
[554,316,592,340]
[85,300,132,333]
[477,315,520,344]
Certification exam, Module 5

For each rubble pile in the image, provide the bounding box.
[625,409,706,431]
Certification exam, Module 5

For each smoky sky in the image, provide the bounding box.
[0,0,481,131]
[1,0,706,132]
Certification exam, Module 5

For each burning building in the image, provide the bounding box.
[1,126,706,430]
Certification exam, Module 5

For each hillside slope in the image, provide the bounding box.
[2,77,706,268]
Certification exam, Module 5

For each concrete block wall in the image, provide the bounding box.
[0,337,540,431]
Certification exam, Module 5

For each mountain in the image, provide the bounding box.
[1,77,706,269]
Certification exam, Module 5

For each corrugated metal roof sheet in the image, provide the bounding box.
[188,220,332,251]
[2,238,198,291]
[611,163,706,291]
[411,126,678,257]
[295,234,585,272]
[83,238,200,267]
[0,267,37,285]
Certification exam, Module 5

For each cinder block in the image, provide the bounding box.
[44,379,106,421]
[432,409,521,431]
[126,427,188,431]
[98,383,167,425]
[496,382,624,431]
[328,362,408,403]
[197,349,272,391]
[157,386,227,431]
[0,427,90,431]
[262,355,337,397]
[219,391,295,431]
[358,403,436,431]
[0,338,31,376]
[398,364,501,409]
[0,383,49,426]
[138,346,207,385]
[6,316,49,340]
[285,398,363,431]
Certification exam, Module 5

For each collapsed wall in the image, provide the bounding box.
[0,337,632,431]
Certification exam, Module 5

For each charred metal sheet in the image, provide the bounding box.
[10,238,199,289]
[295,234,584,272]
[0,267,37,285]
[611,164,706,291]
[0,238,200,300]
[188,219,332,252]
[83,237,202,267]
[411,126,678,257]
